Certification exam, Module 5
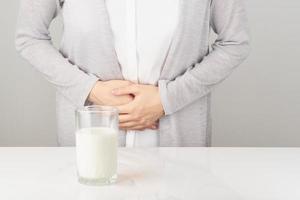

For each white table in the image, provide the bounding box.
[0,147,299,200]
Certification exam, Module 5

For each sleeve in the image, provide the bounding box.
[158,0,251,115]
[15,0,99,107]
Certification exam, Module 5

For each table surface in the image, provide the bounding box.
[0,147,300,200]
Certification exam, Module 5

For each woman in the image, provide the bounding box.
[15,0,250,147]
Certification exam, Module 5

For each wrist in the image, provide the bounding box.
[156,87,165,116]
[88,81,104,104]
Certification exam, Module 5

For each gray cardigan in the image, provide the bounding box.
[15,0,250,146]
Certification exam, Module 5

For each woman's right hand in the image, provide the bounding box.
[88,80,158,130]
[88,80,133,106]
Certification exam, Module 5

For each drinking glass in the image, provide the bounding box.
[75,105,118,185]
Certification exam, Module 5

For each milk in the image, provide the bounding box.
[76,127,118,181]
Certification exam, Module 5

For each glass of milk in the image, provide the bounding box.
[75,105,118,185]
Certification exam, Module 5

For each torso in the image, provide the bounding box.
[105,0,180,147]
[55,0,214,147]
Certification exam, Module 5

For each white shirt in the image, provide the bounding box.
[106,0,179,147]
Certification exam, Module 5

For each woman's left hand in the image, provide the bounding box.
[112,84,165,130]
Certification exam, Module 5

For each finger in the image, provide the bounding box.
[149,125,158,130]
[126,123,155,131]
[116,103,134,114]
[112,84,139,96]
[127,124,158,131]
[119,114,134,123]
[120,127,145,131]
[125,125,146,131]
[124,80,134,85]
[120,122,157,130]
[148,122,158,129]
[119,121,140,129]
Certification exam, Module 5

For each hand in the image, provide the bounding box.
[88,80,134,106]
[112,84,165,131]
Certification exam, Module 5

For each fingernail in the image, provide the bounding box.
[111,89,117,94]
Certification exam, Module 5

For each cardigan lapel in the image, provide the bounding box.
[159,0,187,80]
[100,0,124,79]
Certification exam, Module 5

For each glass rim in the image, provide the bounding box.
[76,105,118,114]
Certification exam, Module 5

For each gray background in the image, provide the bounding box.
[0,0,299,147]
